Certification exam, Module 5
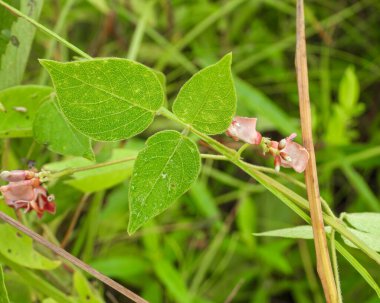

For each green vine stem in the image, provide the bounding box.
[38,0,77,84]
[48,154,228,180]
[331,230,343,302]
[159,106,380,266]
[0,0,92,60]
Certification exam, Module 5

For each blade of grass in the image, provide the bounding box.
[154,0,246,70]
[341,163,380,211]
[189,206,236,296]
[127,0,155,60]
[38,0,77,84]
[0,252,73,303]
[299,240,324,303]
[0,0,91,60]
[234,0,370,74]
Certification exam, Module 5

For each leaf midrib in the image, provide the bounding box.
[44,61,157,113]
[133,135,184,221]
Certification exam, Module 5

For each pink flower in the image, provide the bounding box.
[0,170,56,218]
[0,170,35,182]
[225,117,309,174]
[271,133,309,173]
[226,117,262,145]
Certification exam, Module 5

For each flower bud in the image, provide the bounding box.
[278,139,286,150]
[274,156,281,173]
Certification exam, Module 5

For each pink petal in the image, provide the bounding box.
[0,182,36,202]
[280,140,309,173]
[226,117,262,144]
[0,170,35,182]
[0,171,56,218]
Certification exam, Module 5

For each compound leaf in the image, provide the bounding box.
[40,58,164,141]
[172,53,236,134]
[128,130,200,234]
[33,99,94,160]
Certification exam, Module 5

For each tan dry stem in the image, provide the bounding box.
[295,1,338,302]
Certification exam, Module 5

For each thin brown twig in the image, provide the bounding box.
[295,1,338,302]
[223,278,245,303]
[61,194,90,248]
[0,211,148,303]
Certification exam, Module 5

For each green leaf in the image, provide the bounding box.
[73,271,103,303]
[40,58,164,141]
[0,272,31,303]
[0,85,52,138]
[87,0,110,14]
[0,266,10,303]
[237,196,256,248]
[172,53,236,134]
[128,130,201,234]
[0,1,17,58]
[43,148,137,193]
[90,256,149,282]
[0,0,43,90]
[255,224,380,252]
[344,212,380,235]
[154,260,192,303]
[343,228,380,252]
[256,241,293,274]
[189,181,220,219]
[254,225,331,239]
[341,165,380,212]
[339,66,359,111]
[33,99,94,160]
[0,224,60,270]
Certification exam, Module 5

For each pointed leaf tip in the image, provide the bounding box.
[172,53,236,135]
[128,130,201,234]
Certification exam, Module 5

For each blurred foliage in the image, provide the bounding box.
[1,0,380,302]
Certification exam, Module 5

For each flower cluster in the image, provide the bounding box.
[0,170,56,218]
[226,116,309,173]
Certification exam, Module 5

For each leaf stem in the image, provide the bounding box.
[158,106,380,266]
[0,0,92,60]
[38,0,77,84]
[236,143,251,158]
[49,156,138,179]
[48,154,229,180]
[331,230,343,302]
